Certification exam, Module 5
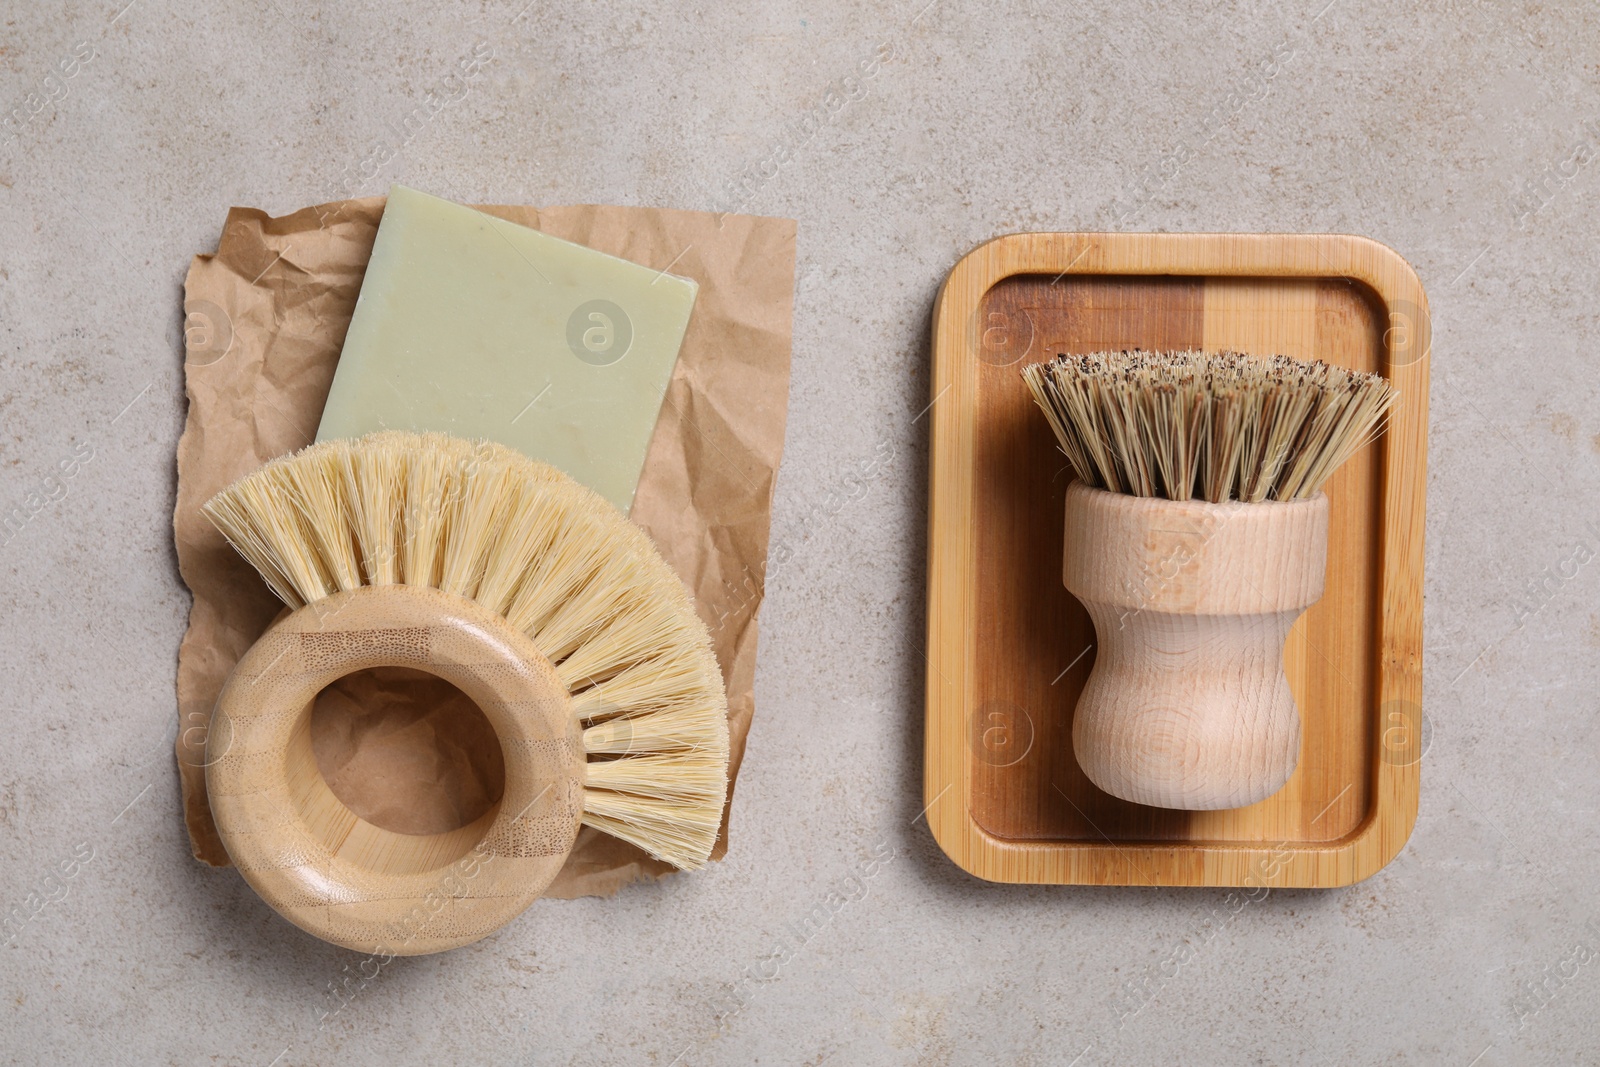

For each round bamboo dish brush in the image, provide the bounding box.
[201,430,728,954]
[1022,350,1394,810]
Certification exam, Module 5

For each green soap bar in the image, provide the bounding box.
[317,184,697,514]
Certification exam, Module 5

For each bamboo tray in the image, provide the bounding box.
[923,233,1428,887]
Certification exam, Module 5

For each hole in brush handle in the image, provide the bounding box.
[208,585,584,955]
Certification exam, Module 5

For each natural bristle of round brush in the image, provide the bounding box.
[202,431,729,871]
[1021,349,1396,503]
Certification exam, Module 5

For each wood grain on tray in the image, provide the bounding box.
[924,232,1428,887]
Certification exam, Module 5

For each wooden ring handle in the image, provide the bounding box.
[206,585,584,955]
[1063,483,1329,810]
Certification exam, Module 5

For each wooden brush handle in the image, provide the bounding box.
[206,585,584,955]
[1063,483,1328,810]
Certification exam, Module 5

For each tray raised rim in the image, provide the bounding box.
[923,231,1429,888]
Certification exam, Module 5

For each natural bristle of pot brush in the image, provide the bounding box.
[1021,349,1396,503]
[202,431,730,871]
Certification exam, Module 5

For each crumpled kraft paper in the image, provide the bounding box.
[174,196,794,897]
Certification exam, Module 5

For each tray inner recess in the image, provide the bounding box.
[968,273,1385,846]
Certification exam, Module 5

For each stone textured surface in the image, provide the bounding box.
[2,1,1598,1063]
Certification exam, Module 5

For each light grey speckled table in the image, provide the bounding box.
[2,1,1598,1064]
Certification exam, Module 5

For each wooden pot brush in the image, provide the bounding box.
[1023,351,1394,810]
[202,431,728,953]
